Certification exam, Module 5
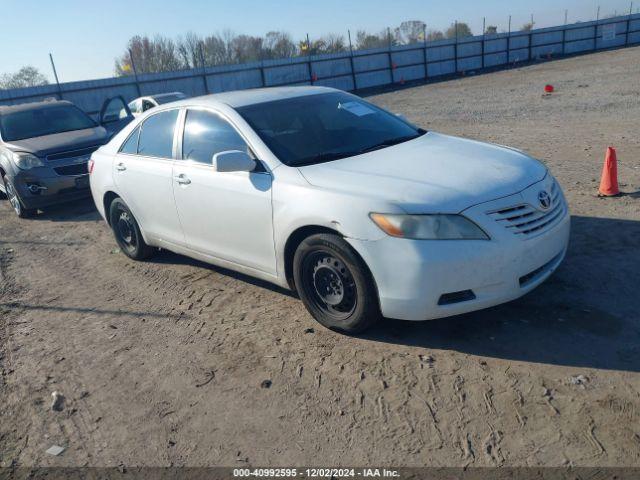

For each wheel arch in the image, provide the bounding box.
[103,191,120,226]
[283,225,380,305]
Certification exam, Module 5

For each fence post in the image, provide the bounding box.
[454,20,458,74]
[562,11,567,55]
[387,27,394,83]
[423,23,428,79]
[507,16,511,64]
[347,29,357,91]
[128,48,142,97]
[48,53,63,100]
[198,42,209,94]
[626,2,634,46]
[260,62,266,88]
[481,17,485,69]
[306,33,314,84]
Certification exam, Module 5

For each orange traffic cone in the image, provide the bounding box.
[598,147,620,196]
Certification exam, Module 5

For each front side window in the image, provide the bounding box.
[182,109,248,164]
[137,109,178,159]
[0,104,97,141]
[128,100,140,114]
[142,100,155,112]
[236,92,424,166]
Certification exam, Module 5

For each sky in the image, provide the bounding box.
[0,0,636,82]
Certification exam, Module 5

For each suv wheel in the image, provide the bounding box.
[2,175,35,218]
[293,233,380,333]
[109,198,155,260]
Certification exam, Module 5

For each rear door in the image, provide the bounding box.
[113,108,185,247]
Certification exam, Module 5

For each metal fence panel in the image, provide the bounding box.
[1,13,639,114]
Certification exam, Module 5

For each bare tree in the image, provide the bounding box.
[520,22,535,32]
[263,31,297,59]
[303,34,347,55]
[115,35,183,75]
[485,25,498,35]
[230,35,263,63]
[394,20,426,45]
[426,29,445,41]
[177,32,203,69]
[355,30,389,49]
[202,33,231,66]
[445,22,473,39]
[319,34,347,53]
[0,66,49,89]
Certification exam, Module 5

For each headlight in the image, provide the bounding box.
[370,213,489,240]
[11,152,44,170]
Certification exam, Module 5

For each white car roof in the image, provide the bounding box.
[171,86,339,109]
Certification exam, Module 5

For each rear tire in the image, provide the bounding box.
[2,175,36,218]
[108,198,155,260]
[293,233,380,334]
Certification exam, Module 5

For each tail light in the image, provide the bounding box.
[88,158,95,174]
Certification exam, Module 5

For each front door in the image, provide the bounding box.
[172,108,276,275]
[99,96,134,137]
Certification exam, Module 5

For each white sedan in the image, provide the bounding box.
[89,86,570,333]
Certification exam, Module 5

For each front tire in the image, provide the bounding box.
[293,233,380,333]
[2,175,35,218]
[108,198,155,260]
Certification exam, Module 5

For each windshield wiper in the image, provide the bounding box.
[295,151,362,166]
[358,131,426,154]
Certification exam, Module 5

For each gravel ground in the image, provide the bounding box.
[1,46,639,468]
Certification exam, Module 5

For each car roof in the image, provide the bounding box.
[169,86,339,109]
[0,100,75,116]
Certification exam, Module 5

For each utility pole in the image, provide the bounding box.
[347,29,357,90]
[48,53,62,100]
[128,48,142,96]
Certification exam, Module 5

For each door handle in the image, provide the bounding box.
[116,163,126,172]
[174,174,191,185]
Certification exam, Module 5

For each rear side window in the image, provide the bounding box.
[137,109,178,159]
[120,126,140,154]
[182,109,248,164]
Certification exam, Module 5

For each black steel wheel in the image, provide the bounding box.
[108,198,155,260]
[293,233,380,333]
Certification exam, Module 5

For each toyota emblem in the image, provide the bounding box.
[538,190,551,210]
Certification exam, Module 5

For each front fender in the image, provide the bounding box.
[271,167,404,284]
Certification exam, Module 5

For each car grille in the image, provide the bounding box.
[46,145,100,161]
[487,180,566,237]
[54,163,88,176]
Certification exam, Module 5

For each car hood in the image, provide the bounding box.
[298,131,547,213]
[5,126,109,158]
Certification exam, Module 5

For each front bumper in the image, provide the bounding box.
[348,179,571,321]
[10,169,91,209]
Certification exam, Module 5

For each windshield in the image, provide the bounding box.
[236,92,425,166]
[154,93,187,105]
[0,104,97,141]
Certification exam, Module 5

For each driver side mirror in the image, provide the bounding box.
[212,150,256,173]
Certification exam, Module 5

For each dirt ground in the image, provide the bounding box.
[1,46,639,468]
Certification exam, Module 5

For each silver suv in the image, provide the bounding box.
[0,97,132,217]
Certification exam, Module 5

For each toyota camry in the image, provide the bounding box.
[89,86,570,333]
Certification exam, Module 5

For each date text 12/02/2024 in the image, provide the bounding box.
[232,468,401,477]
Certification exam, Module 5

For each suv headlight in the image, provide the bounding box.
[11,152,44,170]
[370,213,489,240]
